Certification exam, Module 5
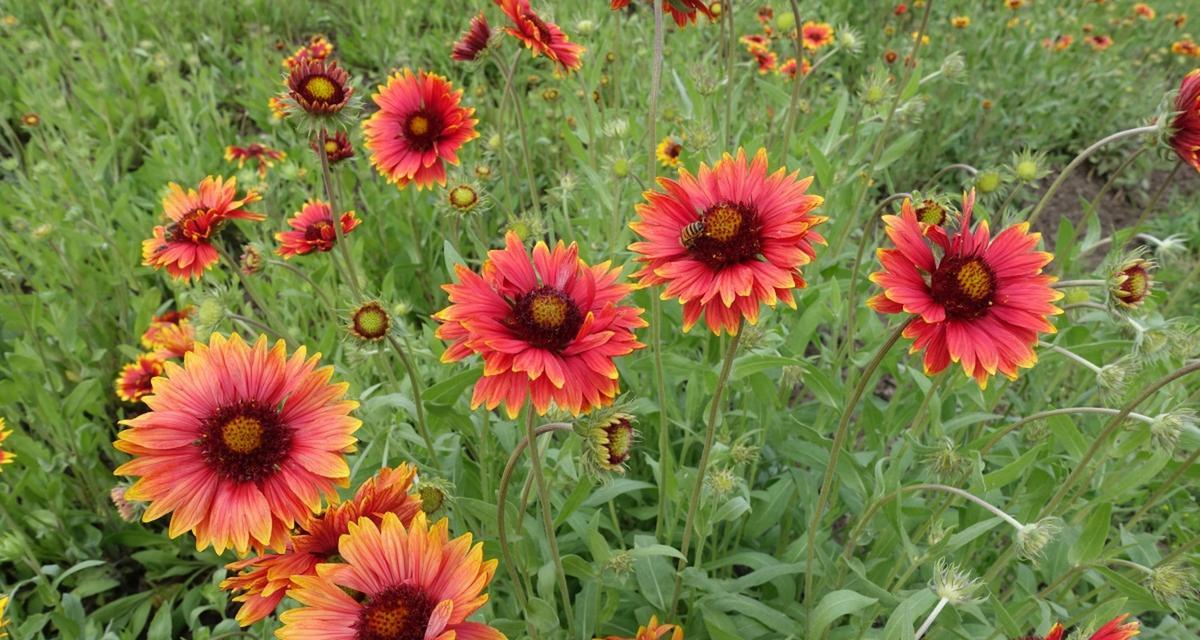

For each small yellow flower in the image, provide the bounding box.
[951,16,971,29]
[655,135,684,168]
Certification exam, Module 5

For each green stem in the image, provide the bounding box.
[1053,279,1107,288]
[669,322,744,618]
[919,163,978,192]
[1122,160,1183,248]
[385,334,436,464]
[976,406,1154,456]
[522,409,575,632]
[805,318,912,612]
[1026,125,1158,226]
[495,49,543,220]
[778,0,805,159]
[722,0,735,147]
[1127,447,1200,527]
[317,128,363,300]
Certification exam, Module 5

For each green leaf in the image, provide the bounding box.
[1071,502,1111,565]
[808,590,878,638]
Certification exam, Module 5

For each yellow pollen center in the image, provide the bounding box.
[355,307,389,336]
[704,205,743,242]
[956,260,992,300]
[530,295,568,329]
[450,186,478,209]
[365,603,415,638]
[304,76,336,101]
[408,115,430,136]
[324,141,338,153]
[1125,271,1147,298]
[221,416,263,454]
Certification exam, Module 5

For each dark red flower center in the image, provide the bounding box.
[402,110,443,151]
[931,255,996,319]
[509,285,584,351]
[299,73,345,105]
[198,399,293,483]
[352,302,391,340]
[169,208,218,243]
[603,418,634,466]
[685,201,763,269]
[356,584,435,640]
[524,11,555,43]
[665,142,681,159]
[1119,265,1149,303]
[304,219,337,250]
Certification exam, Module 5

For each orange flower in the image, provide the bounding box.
[0,418,15,472]
[1085,34,1113,50]
[140,307,194,352]
[630,148,826,335]
[224,142,285,178]
[141,177,263,281]
[276,512,505,640]
[1133,3,1155,20]
[612,0,714,27]
[868,192,1063,387]
[801,21,834,50]
[1171,69,1200,172]
[496,0,584,75]
[739,33,771,53]
[601,615,684,640]
[363,69,478,190]
[1172,39,1200,57]
[114,334,360,555]
[951,15,970,28]
[221,465,422,626]
[115,355,165,403]
[435,232,646,418]
[275,200,361,258]
[778,57,811,78]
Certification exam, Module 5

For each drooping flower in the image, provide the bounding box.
[284,35,334,69]
[275,512,505,640]
[142,176,264,281]
[224,143,286,178]
[113,333,360,555]
[363,69,479,190]
[435,232,646,418]
[1170,69,1200,173]
[1018,615,1140,640]
[312,129,354,164]
[1172,39,1200,57]
[868,192,1063,387]
[0,418,14,471]
[452,12,493,61]
[801,21,834,50]
[284,59,354,117]
[630,148,826,335]
[221,465,422,626]
[116,355,165,403]
[495,0,585,75]
[275,200,360,258]
[583,412,637,474]
[656,135,683,167]
[600,615,683,640]
[1110,256,1154,308]
[240,244,264,275]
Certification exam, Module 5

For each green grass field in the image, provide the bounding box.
[2,1,1200,638]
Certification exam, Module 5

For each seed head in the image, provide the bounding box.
[931,559,983,605]
[1016,517,1062,561]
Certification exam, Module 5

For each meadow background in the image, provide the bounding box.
[2,0,1200,638]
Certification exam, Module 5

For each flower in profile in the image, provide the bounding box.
[275,512,504,640]
[583,412,637,474]
[348,301,391,342]
[778,57,811,79]
[656,135,684,168]
[268,96,289,121]
[224,142,286,178]
[600,615,683,640]
[739,33,771,53]
[630,148,826,336]
[950,15,970,28]
[312,129,354,164]
[753,48,779,74]
[1022,615,1140,640]
[142,176,264,281]
[452,12,493,62]
[110,485,139,521]
[284,35,334,69]
[496,0,585,75]
[140,307,195,352]
[222,465,422,626]
[869,192,1062,387]
[1172,39,1200,57]
[801,21,834,50]
[20,112,39,127]
[113,333,361,555]
[1170,69,1200,173]
[363,69,479,191]
[1109,255,1154,308]
[0,418,14,471]
[240,243,264,276]
[276,200,360,258]
[115,355,165,403]
[1086,34,1114,50]
[284,58,354,117]
[1133,3,1155,20]
[435,232,646,418]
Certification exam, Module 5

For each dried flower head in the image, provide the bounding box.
[1016,517,1062,561]
[1146,560,1197,608]
[931,558,983,605]
[1150,408,1195,453]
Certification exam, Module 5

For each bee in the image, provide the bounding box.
[679,220,706,248]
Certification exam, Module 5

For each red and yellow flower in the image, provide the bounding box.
[275,200,361,258]
[0,418,14,471]
[140,307,194,353]
[452,12,493,62]
[1025,615,1139,640]
[1085,35,1114,50]
[114,334,360,555]
[601,616,683,640]
[496,0,584,75]
[224,142,286,178]
[778,57,811,79]
[801,21,834,50]
[116,355,165,403]
[221,465,423,626]
[436,232,646,418]
[363,69,479,190]
[868,192,1063,387]
[656,135,684,168]
[285,59,354,116]
[1133,3,1155,20]
[754,48,779,73]
[284,35,334,69]
[630,148,825,336]
[268,96,290,121]
[1172,39,1200,57]
[276,512,505,640]
[312,129,354,164]
[739,33,771,53]
[141,176,263,281]
[1170,69,1200,173]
